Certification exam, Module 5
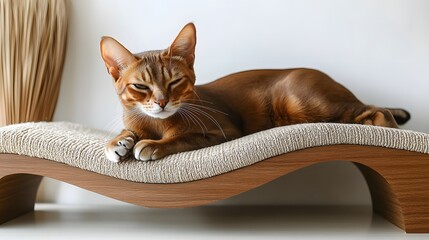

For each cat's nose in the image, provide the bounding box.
[155,99,168,109]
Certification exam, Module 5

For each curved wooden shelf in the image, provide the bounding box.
[1,144,429,233]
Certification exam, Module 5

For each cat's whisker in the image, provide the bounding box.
[123,107,149,131]
[180,108,206,136]
[104,101,125,134]
[183,105,227,139]
[179,110,194,130]
[181,102,228,115]
[181,98,214,105]
[191,89,207,105]
[181,107,208,130]
[177,111,190,128]
[182,103,229,138]
[186,109,209,135]
[183,107,210,129]
[104,115,123,133]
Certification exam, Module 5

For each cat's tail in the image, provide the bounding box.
[386,108,411,125]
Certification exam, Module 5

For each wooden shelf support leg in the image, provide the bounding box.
[356,163,429,233]
[0,174,43,224]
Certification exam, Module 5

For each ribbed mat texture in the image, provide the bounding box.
[1,122,428,183]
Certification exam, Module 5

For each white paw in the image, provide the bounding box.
[105,137,135,162]
[133,140,161,161]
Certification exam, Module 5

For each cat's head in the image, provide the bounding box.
[100,23,197,119]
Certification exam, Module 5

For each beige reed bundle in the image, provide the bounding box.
[0,0,68,126]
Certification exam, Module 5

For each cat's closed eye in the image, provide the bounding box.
[132,84,149,90]
[168,78,183,89]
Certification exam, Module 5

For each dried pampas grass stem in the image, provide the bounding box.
[0,0,68,126]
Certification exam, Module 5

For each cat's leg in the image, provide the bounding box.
[105,129,136,162]
[133,133,228,161]
[353,106,399,128]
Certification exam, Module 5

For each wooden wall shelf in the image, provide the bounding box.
[1,145,428,233]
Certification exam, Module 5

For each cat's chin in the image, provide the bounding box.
[145,110,177,119]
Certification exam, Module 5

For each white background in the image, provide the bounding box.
[42,0,429,205]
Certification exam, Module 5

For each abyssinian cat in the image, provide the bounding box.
[100,23,410,162]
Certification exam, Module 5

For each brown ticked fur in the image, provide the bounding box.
[100,23,410,162]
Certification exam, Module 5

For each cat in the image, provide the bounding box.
[100,23,410,162]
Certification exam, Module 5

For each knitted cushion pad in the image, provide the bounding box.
[0,122,428,183]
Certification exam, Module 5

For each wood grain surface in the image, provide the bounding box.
[1,145,428,233]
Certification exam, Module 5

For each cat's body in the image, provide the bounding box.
[101,23,410,162]
[196,68,366,135]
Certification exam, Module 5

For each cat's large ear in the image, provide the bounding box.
[100,36,137,81]
[168,23,197,68]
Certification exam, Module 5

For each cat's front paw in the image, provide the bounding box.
[105,137,135,162]
[133,140,167,161]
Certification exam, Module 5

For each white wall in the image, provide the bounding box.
[40,0,429,205]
